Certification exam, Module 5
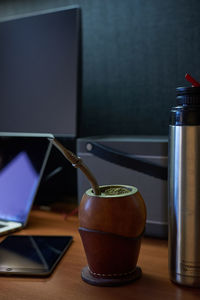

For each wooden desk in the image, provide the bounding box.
[0,209,199,300]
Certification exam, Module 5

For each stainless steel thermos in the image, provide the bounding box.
[169,86,200,287]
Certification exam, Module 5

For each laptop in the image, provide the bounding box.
[0,133,53,236]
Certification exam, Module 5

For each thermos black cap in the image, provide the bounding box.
[176,86,200,105]
[170,87,200,125]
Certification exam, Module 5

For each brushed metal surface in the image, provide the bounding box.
[169,125,200,287]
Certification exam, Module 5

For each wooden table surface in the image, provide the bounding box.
[0,208,199,300]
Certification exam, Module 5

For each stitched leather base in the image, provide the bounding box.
[81,266,142,287]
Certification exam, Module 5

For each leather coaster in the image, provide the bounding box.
[81,266,142,287]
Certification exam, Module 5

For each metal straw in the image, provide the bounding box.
[51,138,101,196]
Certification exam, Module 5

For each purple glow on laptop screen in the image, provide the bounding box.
[0,152,38,223]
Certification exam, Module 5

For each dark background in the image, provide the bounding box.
[1,0,200,137]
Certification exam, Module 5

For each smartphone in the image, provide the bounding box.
[0,235,73,276]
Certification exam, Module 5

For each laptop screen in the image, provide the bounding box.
[0,134,52,224]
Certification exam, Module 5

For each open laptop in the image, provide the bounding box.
[0,133,53,236]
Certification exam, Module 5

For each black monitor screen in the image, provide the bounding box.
[0,7,81,136]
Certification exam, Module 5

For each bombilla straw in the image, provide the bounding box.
[51,138,101,196]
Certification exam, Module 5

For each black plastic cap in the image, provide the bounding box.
[176,86,200,105]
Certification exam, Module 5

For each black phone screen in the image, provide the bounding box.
[0,235,73,276]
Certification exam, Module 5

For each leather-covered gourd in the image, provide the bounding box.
[78,185,146,286]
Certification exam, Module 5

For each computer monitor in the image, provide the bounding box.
[0,6,81,137]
